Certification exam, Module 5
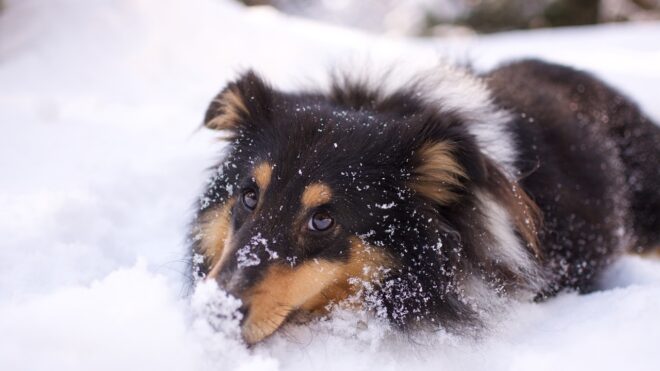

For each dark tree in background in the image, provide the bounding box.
[461,0,600,32]
[238,0,660,35]
[545,0,600,26]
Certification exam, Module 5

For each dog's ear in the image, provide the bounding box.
[410,136,542,255]
[409,140,467,205]
[204,70,273,135]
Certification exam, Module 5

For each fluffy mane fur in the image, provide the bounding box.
[189,59,660,343]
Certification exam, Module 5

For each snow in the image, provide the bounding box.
[376,202,397,209]
[1,0,659,370]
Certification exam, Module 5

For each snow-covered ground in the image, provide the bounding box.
[1,1,659,370]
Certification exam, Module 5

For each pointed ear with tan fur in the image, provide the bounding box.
[203,70,273,135]
[409,141,467,205]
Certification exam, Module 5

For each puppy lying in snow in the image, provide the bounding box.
[188,59,660,344]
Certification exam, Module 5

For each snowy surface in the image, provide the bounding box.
[1,1,660,370]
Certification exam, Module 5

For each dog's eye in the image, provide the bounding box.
[308,211,334,232]
[242,189,258,210]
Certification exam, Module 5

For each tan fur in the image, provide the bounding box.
[241,237,392,344]
[301,182,333,209]
[410,141,466,204]
[510,183,542,256]
[300,237,393,313]
[241,260,342,344]
[205,87,249,131]
[198,198,236,279]
[253,162,273,192]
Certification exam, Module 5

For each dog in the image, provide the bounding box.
[188,59,660,345]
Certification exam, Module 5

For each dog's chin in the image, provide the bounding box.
[240,307,324,344]
[241,313,289,345]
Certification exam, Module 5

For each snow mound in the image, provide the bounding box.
[1,0,659,370]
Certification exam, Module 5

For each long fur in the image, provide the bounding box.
[189,59,660,343]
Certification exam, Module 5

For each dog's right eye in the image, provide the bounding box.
[308,211,334,232]
[242,189,258,210]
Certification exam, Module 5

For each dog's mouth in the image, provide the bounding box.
[238,300,299,345]
[241,308,288,345]
[219,238,394,345]
[239,304,329,344]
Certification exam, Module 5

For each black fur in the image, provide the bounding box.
[189,59,660,340]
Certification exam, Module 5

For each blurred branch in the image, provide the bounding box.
[632,0,658,9]
[236,0,660,35]
[544,0,600,27]
[458,0,600,33]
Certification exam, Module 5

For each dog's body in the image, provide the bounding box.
[189,59,660,344]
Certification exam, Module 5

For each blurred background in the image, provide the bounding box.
[1,1,659,39]
[237,0,660,36]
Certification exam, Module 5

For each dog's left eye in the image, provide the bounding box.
[308,211,334,232]
[242,189,258,210]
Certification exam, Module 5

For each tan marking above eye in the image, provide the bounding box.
[253,162,273,191]
[240,237,393,344]
[410,141,466,205]
[301,182,333,209]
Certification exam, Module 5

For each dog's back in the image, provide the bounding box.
[486,59,660,291]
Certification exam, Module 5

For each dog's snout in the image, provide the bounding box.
[216,267,244,297]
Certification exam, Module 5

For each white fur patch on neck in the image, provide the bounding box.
[414,64,517,176]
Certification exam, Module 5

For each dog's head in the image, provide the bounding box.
[190,70,540,344]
